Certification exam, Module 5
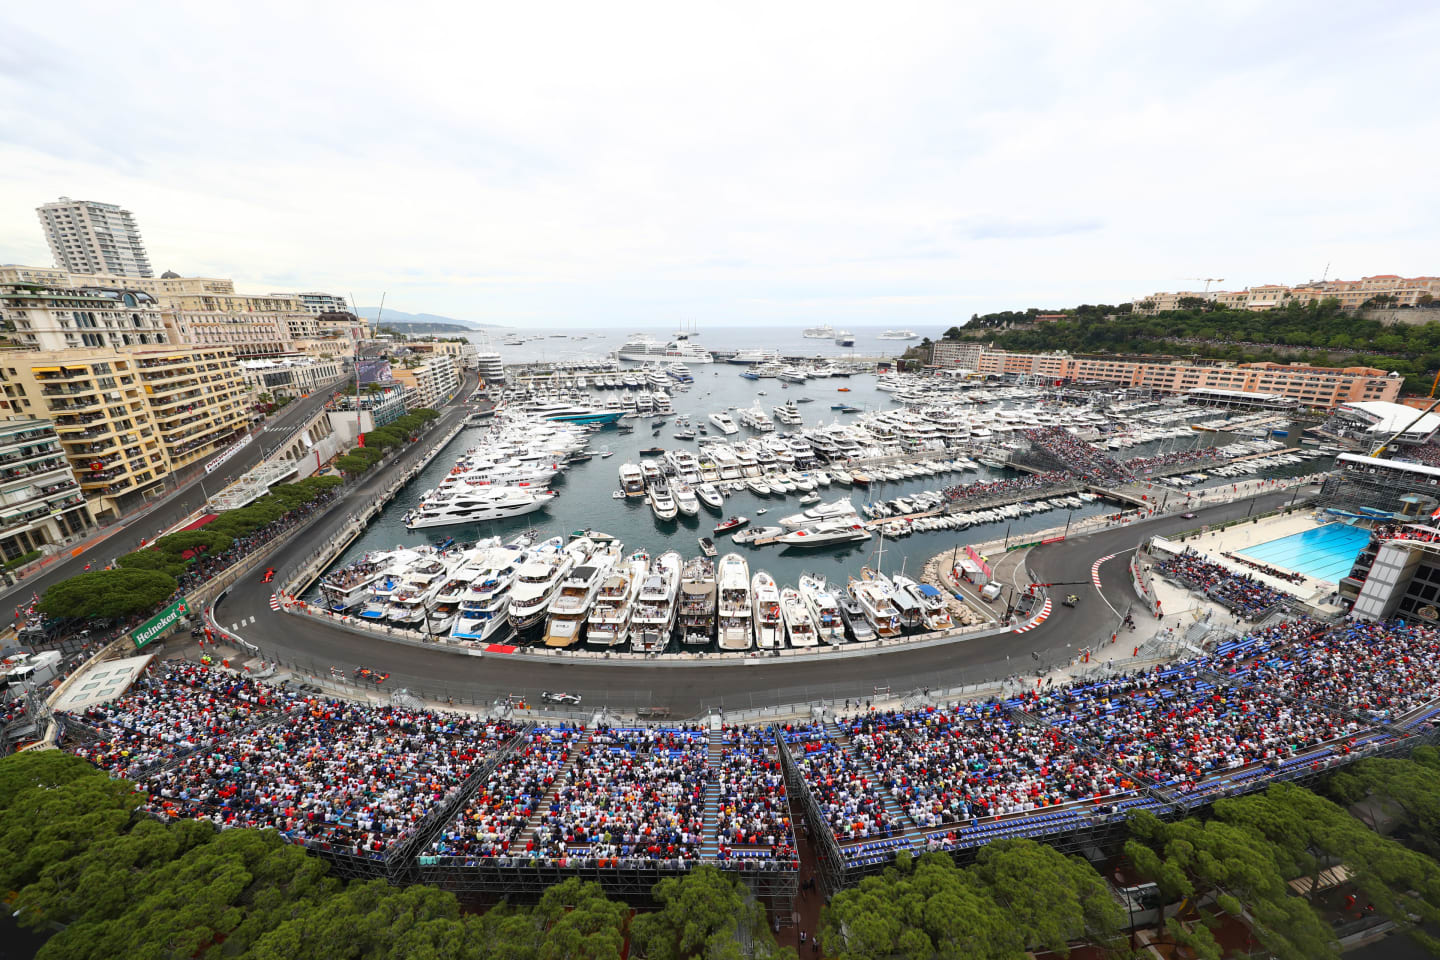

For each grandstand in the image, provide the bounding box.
[55,617,1440,901]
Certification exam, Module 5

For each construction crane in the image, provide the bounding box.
[1185,277,1226,292]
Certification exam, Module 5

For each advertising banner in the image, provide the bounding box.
[131,599,189,650]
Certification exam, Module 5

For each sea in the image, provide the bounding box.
[314,324,1320,646]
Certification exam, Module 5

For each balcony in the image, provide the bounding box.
[0,459,71,485]
[0,444,61,469]
[40,383,100,397]
[53,414,107,430]
[48,396,101,412]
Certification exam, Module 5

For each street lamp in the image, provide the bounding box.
[1063,510,1074,539]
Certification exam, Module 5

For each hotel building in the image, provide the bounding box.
[36,198,153,279]
[0,283,169,351]
[390,354,458,411]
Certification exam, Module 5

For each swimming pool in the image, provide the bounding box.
[1236,523,1371,583]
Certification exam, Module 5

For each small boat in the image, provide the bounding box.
[798,491,821,505]
[617,423,635,433]
[714,516,749,535]
[796,397,814,403]
[569,528,617,543]
[733,524,782,544]
[698,537,718,557]
[639,446,665,456]
[569,451,594,463]
[673,430,697,440]
[611,491,625,499]
[696,483,724,511]
[837,387,851,392]
[599,448,614,458]
[756,508,767,515]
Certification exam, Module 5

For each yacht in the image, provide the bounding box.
[585,552,648,648]
[507,538,585,635]
[774,401,803,426]
[678,555,717,646]
[894,574,953,632]
[837,593,876,642]
[803,324,836,339]
[631,551,682,652]
[695,482,724,511]
[382,554,454,628]
[751,571,784,649]
[834,330,856,347]
[780,586,819,647]
[519,400,627,425]
[777,497,857,529]
[402,487,556,530]
[849,575,903,638]
[798,574,845,643]
[543,548,617,647]
[450,539,544,641]
[672,482,700,517]
[726,348,781,365]
[319,548,413,612]
[709,411,739,435]
[615,334,714,363]
[877,329,920,340]
[716,553,753,651]
[648,478,679,521]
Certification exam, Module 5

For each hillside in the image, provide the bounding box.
[955,300,1440,393]
[355,307,501,330]
[374,320,477,335]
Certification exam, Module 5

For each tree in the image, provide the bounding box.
[38,568,177,620]
[971,840,1125,956]
[632,865,790,960]
[942,326,963,340]
[1125,809,1339,960]
[533,878,627,960]
[248,879,476,960]
[335,454,373,476]
[821,852,1023,959]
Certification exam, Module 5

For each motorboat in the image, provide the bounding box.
[716,553,753,651]
[848,575,903,638]
[648,479,679,521]
[696,483,724,511]
[799,574,845,643]
[837,593,876,642]
[780,586,819,647]
[631,551,682,652]
[709,412,739,435]
[618,462,646,498]
[698,536,718,557]
[732,525,782,545]
[894,574,953,631]
[777,498,860,530]
[714,516,749,536]
[450,539,545,641]
[673,482,701,517]
[777,519,870,548]
[543,548,618,647]
[746,476,772,496]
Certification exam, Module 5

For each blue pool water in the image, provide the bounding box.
[1236,523,1371,583]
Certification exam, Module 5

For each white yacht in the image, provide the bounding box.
[543,547,617,648]
[893,574,953,632]
[716,553,753,651]
[648,478,679,521]
[631,550,682,652]
[848,576,903,638]
[726,348,780,365]
[450,539,545,641]
[799,574,845,643]
[319,548,414,612]
[618,462,646,497]
[507,538,584,635]
[402,487,556,530]
[678,555,717,646]
[751,571,784,649]
[672,482,700,517]
[778,498,861,530]
[709,411,739,435]
[695,483,724,511]
[585,552,648,648]
[780,586,819,647]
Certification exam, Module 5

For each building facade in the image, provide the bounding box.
[0,351,171,517]
[0,418,91,563]
[274,292,351,315]
[238,357,344,399]
[390,355,458,410]
[133,346,252,470]
[973,350,1400,409]
[1135,275,1440,315]
[36,198,153,278]
[0,283,170,351]
[929,340,985,369]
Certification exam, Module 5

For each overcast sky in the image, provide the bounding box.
[1,1,1435,329]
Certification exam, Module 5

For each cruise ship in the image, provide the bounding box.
[834,330,856,346]
[877,329,920,340]
[615,334,714,363]
[802,324,836,339]
[726,348,780,365]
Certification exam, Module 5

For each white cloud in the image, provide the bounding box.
[0,0,1435,327]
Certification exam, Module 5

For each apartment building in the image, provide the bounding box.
[36,198,153,278]
[239,356,344,399]
[0,351,170,517]
[389,354,457,410]
[131,347,252,470]
[274,291,351,315]
[0,283,170,351]
[929,340,986,369]
[0,418,92,563]
[973,350,1400,409]
[404,338,479,370]
[1135,275,1440,315]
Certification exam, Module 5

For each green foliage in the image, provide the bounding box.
[116,549,186,579]
[335,454,373,475]
[38,568,177,619]
[821,853,1024,959]
[972,840,1125,956]
[1126,807,1339,960]
[348,445,384,465]
[963,297,1440,392]
[631,865,789,960]
[4,549,41,570]
[1325,746,1440,857]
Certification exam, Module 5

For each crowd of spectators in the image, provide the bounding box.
[714,725,795,863]
[1371,522,1440,545]
[942,471,1067,505]
[782,722,901,841]
[1155,551,1290,620]
[1024,427,1130,484]
[1122,447,1220,475]
[173,491,337,594]
[1222,551,1307,584]
[528,725,707,861]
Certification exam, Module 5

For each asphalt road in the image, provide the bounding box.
[2,382,348,608]
[215,413,1299,714]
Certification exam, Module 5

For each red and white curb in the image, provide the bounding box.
[1090,551,1123,589]
[268,594,280,611]
[1013,598,1052,633]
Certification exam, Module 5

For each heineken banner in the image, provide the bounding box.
[132,599,189,650]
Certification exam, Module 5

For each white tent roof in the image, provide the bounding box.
[1340,401,1440,437]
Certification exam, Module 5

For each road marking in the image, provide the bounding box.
[1091,551,1125,617]
[268,594,279,611]
[1013,598,1052,634]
